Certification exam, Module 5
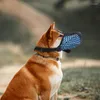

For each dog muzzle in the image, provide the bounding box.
[34,32,82,53]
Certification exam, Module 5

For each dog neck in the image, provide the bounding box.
[34,52,60,61]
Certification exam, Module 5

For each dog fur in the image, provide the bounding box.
[0,23,63,100]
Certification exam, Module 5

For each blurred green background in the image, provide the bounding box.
[0,0,100,100]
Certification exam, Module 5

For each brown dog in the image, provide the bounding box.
[1,23,63,100]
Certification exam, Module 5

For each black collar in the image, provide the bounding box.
[34,46,61,52]
[34,46,71,53]
[35,53,60,61]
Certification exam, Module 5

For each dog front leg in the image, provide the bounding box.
[50,92,57,100]
[39,91,50,100]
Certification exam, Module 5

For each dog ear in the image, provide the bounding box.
[46,22,55,38]
[46,23,55,47]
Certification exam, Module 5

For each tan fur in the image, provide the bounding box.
[0,23,63,100]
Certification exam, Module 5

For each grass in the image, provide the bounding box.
[59,67,100,100]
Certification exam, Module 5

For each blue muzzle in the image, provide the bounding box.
[34,32,82,53]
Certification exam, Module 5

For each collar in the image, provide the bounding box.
[34,46,61,52]
[35,53,60,61]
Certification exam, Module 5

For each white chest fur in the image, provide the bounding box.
[49,61,63,97]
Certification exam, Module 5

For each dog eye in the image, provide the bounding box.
[59,34,64,37]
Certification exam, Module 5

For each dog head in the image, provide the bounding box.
[34,23,63,59]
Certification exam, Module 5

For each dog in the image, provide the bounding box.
[1,23,64,100]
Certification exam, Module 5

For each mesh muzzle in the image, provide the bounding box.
[34,32,82,53]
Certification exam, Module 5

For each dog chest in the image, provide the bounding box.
[49,61,63,97]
